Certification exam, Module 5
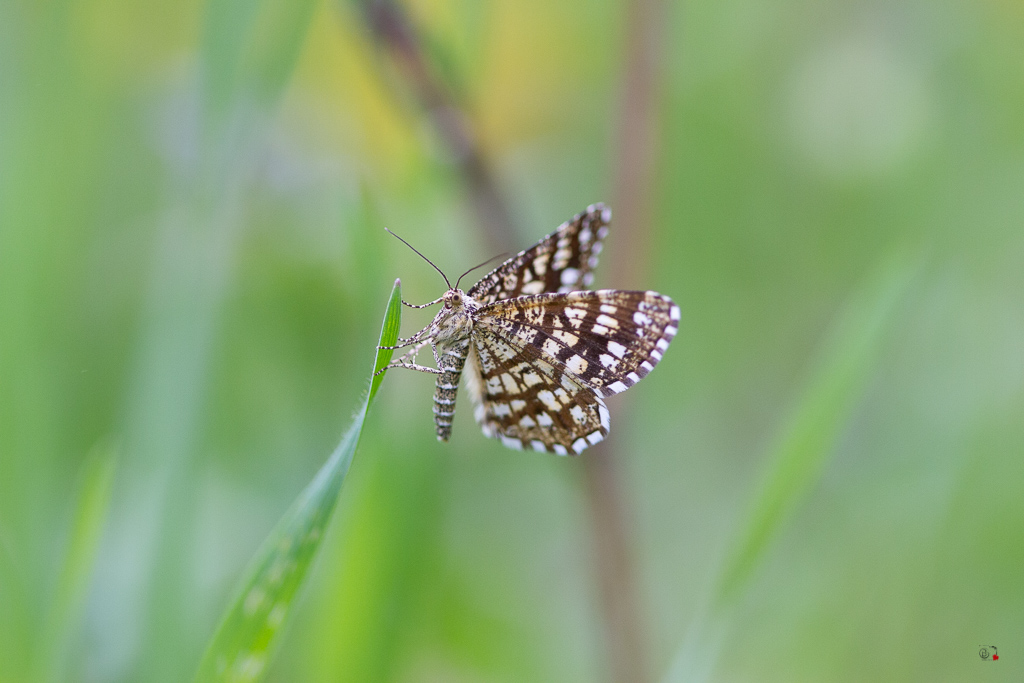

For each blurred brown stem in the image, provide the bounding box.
[357,0,518,253]
[581,0,668,680]
[607,0,666,292]
[581,431,650,683]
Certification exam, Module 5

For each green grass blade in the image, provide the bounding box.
[663,250,920,683]
[370,279,403,403]
[193,279,402,683]
[33,443,117,683]
[715,251,917,607]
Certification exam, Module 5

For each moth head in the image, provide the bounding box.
[431,288,475,344]
[443,289,465,310]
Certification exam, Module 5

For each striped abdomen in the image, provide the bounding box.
[433,338,470,441]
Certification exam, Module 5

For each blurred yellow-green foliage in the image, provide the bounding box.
[2,0,1023,681]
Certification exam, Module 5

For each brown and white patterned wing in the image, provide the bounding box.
[468,204,610,304]
[464,330,611,455]
[477,289,679,399]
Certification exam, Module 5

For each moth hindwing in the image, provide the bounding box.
[382,203,678,455]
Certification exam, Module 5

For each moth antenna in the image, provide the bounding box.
[455,252,511,290]
[384,228,451,290]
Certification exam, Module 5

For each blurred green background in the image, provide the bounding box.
[2,0,1023,681]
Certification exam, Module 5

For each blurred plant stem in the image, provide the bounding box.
[35,445,117,683]
[351,1,669,681]
[582,0,669,681]
[663,250,920,683]
[607,0,668,293]
[353,0,519,253]
[124,0,318,678]
[579,439,650,683]
[131,175,248,682]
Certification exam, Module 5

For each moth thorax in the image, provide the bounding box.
[432,288,477,346]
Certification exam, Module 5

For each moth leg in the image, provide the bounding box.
[392,340,430,365]
[379,338,421,350]
[376,340,437,377]
[429,342,444,368]
[402,296,444,309]
[375,362,442,377]
[379,324,430,350]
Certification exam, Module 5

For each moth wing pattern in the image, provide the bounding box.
[468,203,610,304]
[475,289,679,399]
[463,325,611,455]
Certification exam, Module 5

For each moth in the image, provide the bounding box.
[380,204,678,455]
